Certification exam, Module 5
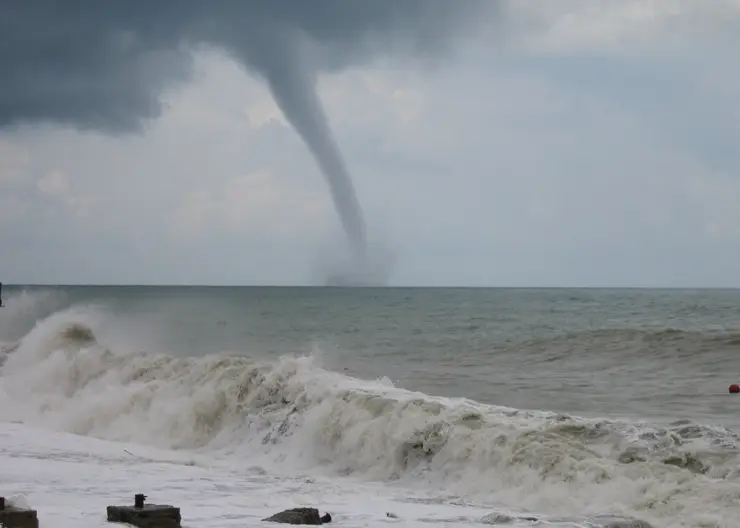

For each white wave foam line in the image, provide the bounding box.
[1,309,740,526]
[4,420,607,528]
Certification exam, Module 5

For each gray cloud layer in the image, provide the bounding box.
[0,0,491,284]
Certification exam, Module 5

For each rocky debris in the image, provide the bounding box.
[263,507,332,524]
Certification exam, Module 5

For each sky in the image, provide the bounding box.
[1,0,740,287]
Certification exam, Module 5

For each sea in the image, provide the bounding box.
[2,285,740,527]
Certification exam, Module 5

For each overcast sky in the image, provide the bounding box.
[1,0,740,287]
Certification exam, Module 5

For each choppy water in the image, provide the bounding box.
[2,285,740,527]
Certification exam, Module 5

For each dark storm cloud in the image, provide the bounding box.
[0,0,492,132]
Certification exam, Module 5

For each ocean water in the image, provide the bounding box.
[2,286,740,527]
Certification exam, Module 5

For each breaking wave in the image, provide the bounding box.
[2,294,740,527]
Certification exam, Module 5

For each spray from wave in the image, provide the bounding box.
[1,298,740,526]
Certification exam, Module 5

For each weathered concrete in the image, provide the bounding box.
[106,494,181,528]
[0,497,39,528]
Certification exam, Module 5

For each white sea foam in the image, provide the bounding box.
[2,421,512,527]
[1,292,738,527]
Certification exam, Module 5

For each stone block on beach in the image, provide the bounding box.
[0,497,39,528]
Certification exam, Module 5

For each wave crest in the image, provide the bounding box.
[2,306,740,525]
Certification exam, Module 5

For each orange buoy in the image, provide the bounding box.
[729,384,740,394]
